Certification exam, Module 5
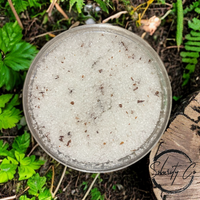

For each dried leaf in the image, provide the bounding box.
[102,11,128,23]
[140,16,161,35]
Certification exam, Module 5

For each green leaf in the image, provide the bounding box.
[19,195,36,200]
[0,94,13,108]
[173,96,182,101]
[0,157,18,183]
[188,18,200,30]
[183,1,200,15]
[180,51,199,58]
[16,151,45,180]
[28,0,41,8]
[0,21,22,53]
[94,0,109,13]
[12,131,30,153]
[176,0,183,51]
[185,34,200,41]
[0,22,38,90]
[38,189,52,200]
[0,140,10,157]
[70,0,84,13]
[182,58,198,64]
[12,0,29,13]
[27,173,46,196]
[91,188,104,200]
[185,64,196,73]
[0,106,22,129]
[195,7,200,14]
[185,45,200,52]
[190,30,200,37]
[185,41,200,46]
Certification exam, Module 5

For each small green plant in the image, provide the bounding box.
[81,181,88,191]
[0,132,45,183]
[180,9,200,86]
[0,22,38,90]
[183,0,200,15]
[0,94,22,129]
[91,187,104,200]
[20,173,52,200]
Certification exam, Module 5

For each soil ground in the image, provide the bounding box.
[1,0,200,199]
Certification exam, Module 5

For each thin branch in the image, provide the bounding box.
[28,29,65,41]
[102,11,127,23]
[0,136,16,139]
[50,165,55,195]
[16,186,30,198]
[52,166,67,198]
[82,173,100,200]
[27,143,39,157]
[46,0,57,17]
[0,195,16,200]
[7,0,23,29]
[55,3,69,20]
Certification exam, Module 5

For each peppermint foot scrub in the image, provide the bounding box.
[23,24,172,173]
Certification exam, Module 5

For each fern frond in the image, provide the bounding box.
[185,34,200,41]
[183,1,200,15]
[185,45,200,52]
[180,51,199,58]
[185,41,200,46]
[191,30,200,37]
[182,58,198,64]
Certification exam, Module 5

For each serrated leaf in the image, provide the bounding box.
[15,151,45,180]
[12,0,29,13]
[0,157,18,183]
[0,22,22,53]
[0,22,38,90]
[188,18,200,31]
[19,195,36,200]
[12,131,30,153]
[27,173,46,196]
[4,42,38,71]
[0,94,13,108]
[28,0,41,8]
[70,0,84,13]
[0,107,22,129]
[38,189,52,200]
[195,7,200,14]
[91,188,104,200]
[5,94,20,110]
[94,0,109,13]
[0,140,13,157]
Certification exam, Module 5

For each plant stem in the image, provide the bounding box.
[27,143,39,157]
[0,195,16,200]
[52,166,67,198]
[16,186,30,198]
[7,0,23,29]
[160,10,172,20]
[50,165,55,195]
[82,173,100,200]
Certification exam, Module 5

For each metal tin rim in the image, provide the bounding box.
[23,24,172,173]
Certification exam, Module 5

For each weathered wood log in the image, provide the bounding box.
[149,92,200,200]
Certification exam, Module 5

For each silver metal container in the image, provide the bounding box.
[23,24,172,173]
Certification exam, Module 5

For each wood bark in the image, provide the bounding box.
[149,92,200,200]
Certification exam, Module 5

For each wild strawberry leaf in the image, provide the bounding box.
[12,131,30,153]
[0,94,13,108]
[38,189,52,200]
[0,157,18,183]
[0,22,38,90]
[27,173,46,196]
[0,140,10,157]
[15,151,45,180]
[0,94,22,129]
[19,195,36,200]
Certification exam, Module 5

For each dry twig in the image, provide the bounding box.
[102,11,127,23]
[8,0,23,29]
[55,3,69,20]
[82,173,100,200]
[0,195,16,200]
